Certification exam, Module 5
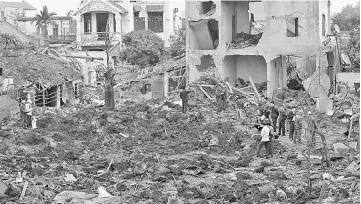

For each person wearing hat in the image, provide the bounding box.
[269,102,279,133]
[256,118,274,158]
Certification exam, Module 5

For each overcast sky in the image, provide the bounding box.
[15,0,360,16]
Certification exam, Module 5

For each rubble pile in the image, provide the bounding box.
[229,32,263,49]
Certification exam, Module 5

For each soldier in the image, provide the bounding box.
[294,110,303,144]
[215,85,225,112]
[269,102,279,133]
[306,111,317,147]
[288,108,297,142]
[277,104,287,137]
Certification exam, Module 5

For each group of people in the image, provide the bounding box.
[255,98,318,158]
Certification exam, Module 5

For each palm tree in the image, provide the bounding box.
[0,33,18,57]
[31,5,57,39]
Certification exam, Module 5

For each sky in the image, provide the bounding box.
[9,0,360,16]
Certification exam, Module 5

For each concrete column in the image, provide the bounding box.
[280,56,287,88]
[163,72,169,98]
[76,14,82,42]
[109,13,114,32]
[266,62,272,98]
[56,85,61,108]
[115,14,122,41]
[91,12,97,34]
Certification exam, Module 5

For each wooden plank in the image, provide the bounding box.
[198,85,212,100]
[248,77,261,102]
[226,82,234,94]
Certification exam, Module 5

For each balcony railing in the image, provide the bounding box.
[81,32,121,42]
[48,35,77,44]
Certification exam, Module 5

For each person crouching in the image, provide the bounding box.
[256,119,274,159]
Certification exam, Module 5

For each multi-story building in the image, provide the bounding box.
[186,0,333,110]
[70,0,185,86]
[0,1,36,26]
[17,16,77,44]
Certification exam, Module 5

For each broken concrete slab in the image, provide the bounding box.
[315,98,333,113]
[345,161,360,173]
[333,142,357,153]
[0,180,8,194]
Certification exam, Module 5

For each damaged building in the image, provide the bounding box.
[186,0,337,112]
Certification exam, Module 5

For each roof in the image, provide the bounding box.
[146,5,164,12]
[17,16,72,21]
[0,1,36,10]
[108,2,128,13]
[0,21,32,43]
[0,54,81,86]
[133,4,143,12]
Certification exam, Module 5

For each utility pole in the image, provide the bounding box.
[104,19,115,110]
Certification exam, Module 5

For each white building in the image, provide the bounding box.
[0,1,36,27]
[71,0,185,86]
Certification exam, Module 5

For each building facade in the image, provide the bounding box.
[0,1,36,27]
[71,0,185,86]
[186,0,333,103]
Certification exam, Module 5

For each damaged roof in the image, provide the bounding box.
[0,1,36,10]
[0,54,81,87]
[146,5,164,12]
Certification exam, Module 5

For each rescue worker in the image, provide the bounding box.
[277,104,287,137]
[269,102,279,133]
[256,119,273,158]
[306,111,317,147]
[294,110,303,144]
[180,86,191,114]
[215,85,226,112]
[288,108,297,142]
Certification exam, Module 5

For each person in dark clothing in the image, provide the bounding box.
[269,102,279,132]
[277,105,287,136]
[180,86,190,114]
[215,85,226,112]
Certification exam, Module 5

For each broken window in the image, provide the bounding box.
[189,19,218,50]
[84,13,92,33]
[286,17,298,37]
[322,14,326,36]
[197,1,216,16]
[148,12,163,33]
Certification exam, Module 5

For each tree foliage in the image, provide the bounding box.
[31,6,57,37]
[169,27,186,57]
[332,3,360,68]
[0,33,18,57]
[120,30,165,68]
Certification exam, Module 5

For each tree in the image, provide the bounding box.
[332,3,360,68]
[31,6,57,38]
[0,33,18,57]
[169,27,186,57]
[120,30,165,68]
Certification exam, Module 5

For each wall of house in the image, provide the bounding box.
[258,0,320,48]
[0,21,32,42]
[319,0,330,42]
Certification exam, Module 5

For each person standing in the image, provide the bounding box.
[294,110,303,144]
[277,104,287,137]
[307,111,317,147]
[288,108,297,142]
[20,99,27,128]
[270,102,279,133]
[215,85,224,112]
[256,119,274,158]
[180,86,190,114]
[23,99,33,128]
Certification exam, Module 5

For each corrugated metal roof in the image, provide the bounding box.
[133,4,143,12]
[146,5,164,12]
[0,1,36,10]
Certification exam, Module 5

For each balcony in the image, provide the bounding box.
[48,35,77,44]
[81,32,122,42]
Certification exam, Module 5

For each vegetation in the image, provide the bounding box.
[332,3,360,68]
[169,27,186,57]
[120,30,165,68]
[0,33,18,57]
[31,5,57,38]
